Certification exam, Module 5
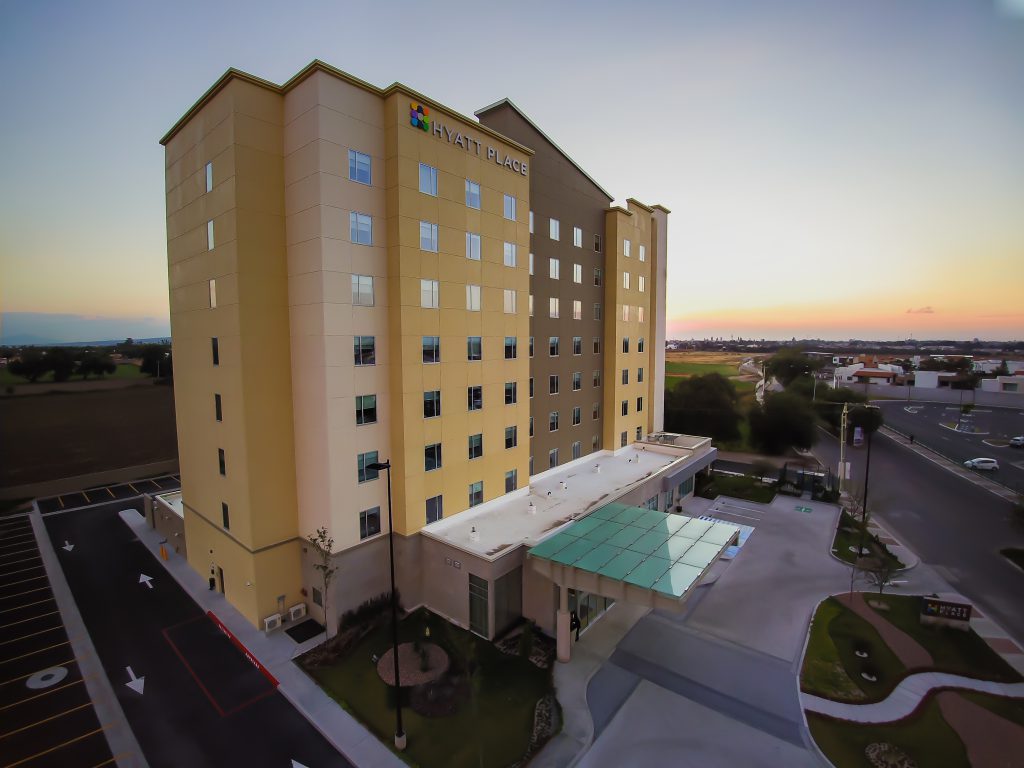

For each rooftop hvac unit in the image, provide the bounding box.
[263,613,282,632]
[288,603,307,622]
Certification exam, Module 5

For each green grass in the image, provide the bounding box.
[959,691,1024,727]
[801,598,867,700]
[665,361,738,377]
[0,363,146,386]
[302,609,552,768]
[807,695,969,768]
[866,595,1022,683]
[831,512,903,569]
[817,597,907,702]
[696,473,775,504]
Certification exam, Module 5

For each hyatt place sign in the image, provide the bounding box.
[410,102,528,177]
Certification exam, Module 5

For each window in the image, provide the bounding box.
[572,406,581,426]
[593,370,602,387]
[572,372,581,391]
[549,297,559,319]
[549,258,560,280]
[638,337,645,353]
[505,381,518,404]
[420,279,439,308]
[639,244,646,262]
[638,275,646,293]
[592,402,600,420]
[505,426,518,449]
[218,448,226,476]
[348,150,371,184]
[622,369,629,385]
[350,212,372,245]
[549,411,559,431]
[425,443,442,472]
[549,374,559,395]
[529,252,534,275]
[548,448,559,468]
[221,502,229,530]
[623,337,630,354]
[211,337,219,366]
[504,336,517,359]
[593,337,602,354]
[573,300,582,320]
[594,267,603,286]
[469,481,484,508]
[360,507,381,539]
[356,394,377,425]
[638,306,645,323]
[205,162,213,192]
[572,441,581,460]
[638,367,644,383]
[529,337,534,357]
[422,336,440,363]
[503,194,516,221]
[352,274,374,306]
[503,242,517,267]
[423,390,441,418]
[573,263,582,283]
[207,220,215,250]
[549,336,559,357]
[623,239,631,257]
[505,469,518,493]
[466,285,481,312]
[418,163,438,196]
[621,431,628,448]
[209,278,217,308]
[636,426,643,441]
[573,336,582,355]
[622,305,630,322]
[637,396,644,412]
[214,393,222,422]
[621,400,629,416]
[623,272,630,290]
[354,336,376,366]
[312,587,323,607]
[467,336,482,361]
[573,226,582,247]
[594,234,602,252]
[592,435,600,451]
[504,289,517,314]
[466,179,481,209]
[466,232,481,260]
[426,495,443,524]
[593,303,602,320]
[357,451,379,483]
[529,417,534,437]
[468,433,483,460]
[468,385,483,411]
[529,294,533,316]
[419,221,438,252]
[549,218,560,240]
[529,210,534,233]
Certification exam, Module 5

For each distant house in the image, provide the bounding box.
[834,362,903,387]
[913,370,961,389]
[980,375,1024,394]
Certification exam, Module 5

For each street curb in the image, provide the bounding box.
[795,596,838,768]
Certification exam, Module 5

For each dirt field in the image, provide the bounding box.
[0,383,178,487]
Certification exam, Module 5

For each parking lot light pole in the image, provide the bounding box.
[855,405,880,559]
[367,460,405,751]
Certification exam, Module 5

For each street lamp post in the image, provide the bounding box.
[854,404,880,560]
[367,460,406,751]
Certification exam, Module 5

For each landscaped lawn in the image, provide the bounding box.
[665,361,738,377]
[959,691,1024,727]
[831,511,903,569]
[301,609,554,768]
[696,472,775,504]
[807,695,969,768]
[0,363,146,386]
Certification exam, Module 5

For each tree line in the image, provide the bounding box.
[4,341,172,383]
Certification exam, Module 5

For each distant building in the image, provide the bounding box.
[980,375,1024,394]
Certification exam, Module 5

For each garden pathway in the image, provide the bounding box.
[936,691,1024,767]
[838,592,933,668]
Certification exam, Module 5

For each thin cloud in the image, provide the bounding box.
[906,306,935,314]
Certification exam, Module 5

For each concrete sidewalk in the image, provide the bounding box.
[120,509,403,768]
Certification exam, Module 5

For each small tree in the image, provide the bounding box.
[865,555,899,595]
[9,349,51,382]
[306,527,337,638]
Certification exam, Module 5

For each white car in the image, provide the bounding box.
[1010,436,1024,448]
[964,458,999,471]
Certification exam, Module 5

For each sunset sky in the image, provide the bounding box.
[1,0,1022,342]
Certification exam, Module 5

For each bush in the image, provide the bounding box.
[338,590,401,634]
[518,622,535,660]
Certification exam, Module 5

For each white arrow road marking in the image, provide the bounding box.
[125,666,145,695]
[62,541,74,552]
[139,574,154,589]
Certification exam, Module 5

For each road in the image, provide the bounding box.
[44,500,351,768]
[814,430,1024,642]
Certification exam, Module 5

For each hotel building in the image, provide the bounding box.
[160,61,728,658]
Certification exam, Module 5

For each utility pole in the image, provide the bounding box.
[838,402,849,496]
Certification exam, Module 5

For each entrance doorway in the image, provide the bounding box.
[569,589,613,635]
[217,566,225,594]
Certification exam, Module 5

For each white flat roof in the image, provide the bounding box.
[155,491,184,519]
[421,439,714,561]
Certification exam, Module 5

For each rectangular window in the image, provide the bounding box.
[529,377,534,398]
[469,481,484,508]
[221,502,230,530]
[207,220,215,250]
[217,448,226,476]
[529,252,534,275]
[214,393,222,422]
[468,433,483,460]
[573,300,582,320]
[636,426,643,441]
[420,279,439,308]
[593,303,602,321]
[549,411,559,431]
[354,336,376,366]
[419,221,438,252]
[466,232,481,260]
[351,274,374,306]
[356,394,377,425]
[504,336,517,359]
[529,294,533,317]
[349,150,371,184]
[529,210,534,233]
[623,337,630,354]
[638,275,646,293]
[572,372,581,391]
[623,239,631,257]
[572,406,581,426]
[549,374,559,395]
[638,367,645,383]
[425,443,443,472]
[592,402,600,420]
[503,194,516,221]
[594,267,603,287]
[357,451,379,483]
[638,306,645,323]
[638,337,646,353]
[622,368,629,385]
[572,441,581,460]
[208,278,217,308]
[549,297,559,318]
[504,289,517,314]
[593,435,600,451]
[621,400,629,416]
[622,304,630,322]
[549,258,560,280]
[549,218,560,240]
[637,396,644,412]
[205,162,213,193]
[505,381,518,404]
[505,469,518,493]
[573,336,582,355]
[529,417,534,437]
[468,385,483,411]
[593,370,602,387]
[360,507,381,539]
[529,337,535,357]
[573,263,582,283]
[548,448,559,468]
[594,234,602,252]
[419,163,438,196]
[211,337,219,366]
[465,179,481,209]
[466,284,481,311]
[573,226,582,247]
[503,242,517,267]
[623,272,630,290]
[593,337,602,354]
[469,572,488,635]
[549,336,559,357]
[467,336,482,361]
[426,495,443,524]
[423,390,441,418]
[505,426,518,449]
[621,431,628,448]
[350,212,372,245]
[422,336,440,364]
[639,244,646,262]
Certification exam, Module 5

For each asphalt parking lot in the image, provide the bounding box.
[35,475,180,515]
[0,513,115,768]
[44,500,350,768]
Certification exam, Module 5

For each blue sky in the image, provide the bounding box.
[1,0,1022,342]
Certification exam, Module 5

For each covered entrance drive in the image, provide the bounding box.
[527,502,740,662]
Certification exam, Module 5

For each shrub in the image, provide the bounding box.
[338,590,401,634]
